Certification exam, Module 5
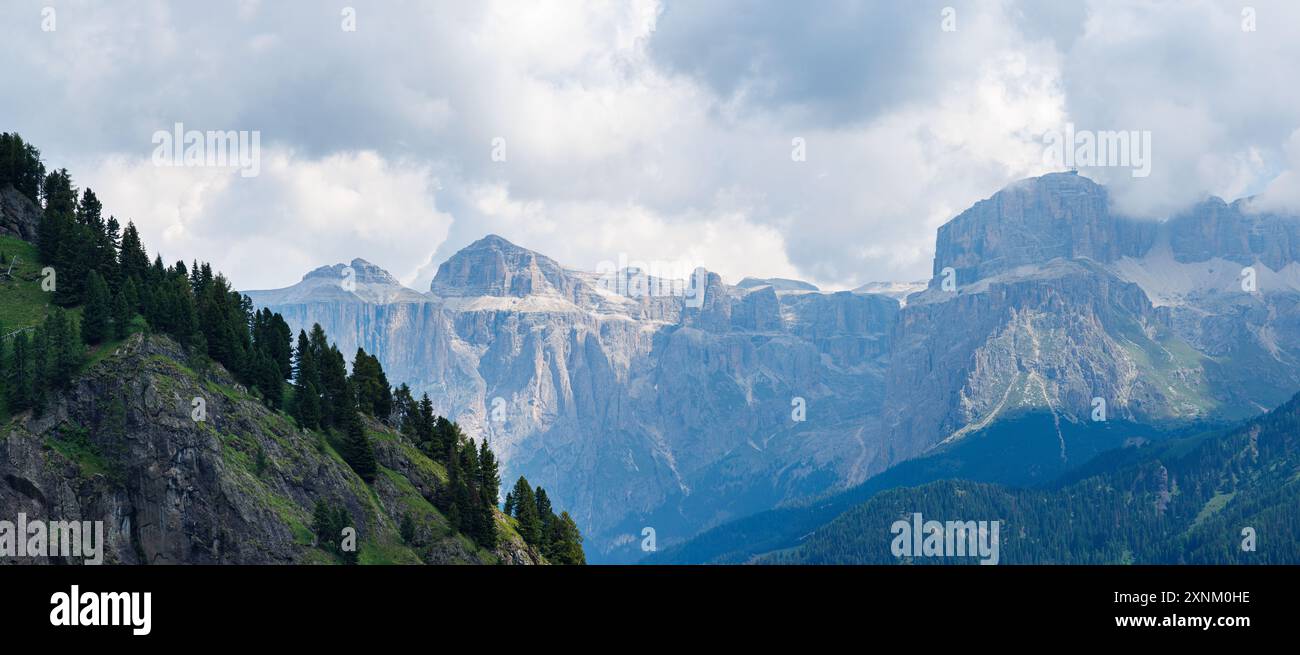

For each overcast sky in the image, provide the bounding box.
[3,0,1300,291]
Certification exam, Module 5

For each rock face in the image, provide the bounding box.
[933,172,1156,282]
[246,175,1300,563]
[888,173,1300,463]
[248,236,900,562]
[0,334,537,565]
[1,185,42,242]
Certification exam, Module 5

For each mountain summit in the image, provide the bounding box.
[431,234,585,300]
[245,258,424,306]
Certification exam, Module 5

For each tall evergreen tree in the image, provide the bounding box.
[510,476,542,545]
[110,290,132,339]
[118,222,150,285]
[547,512,586,565]
[0,132,45,201]
[339,408,377,482]
[82,270,111,344]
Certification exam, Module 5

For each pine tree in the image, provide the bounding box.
[292,331,320,429]
[510,476,542,545]
[340,409,377,482]
[110,291,131,339]
[535,487,555,557]
[297,381,322,430]
[0,132,45,201]
[479,439,500,509]
[82,270,111,344]
[118,222,150,284]
[548,512,586,565]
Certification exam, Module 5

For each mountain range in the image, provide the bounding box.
[245,171,1300,563]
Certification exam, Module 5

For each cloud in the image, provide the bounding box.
[1,0,1297,291]
[1056,0,1300,216]
[75,148,452,290]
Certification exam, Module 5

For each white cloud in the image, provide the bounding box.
[3,0,1298,293]
[75,149,453,290]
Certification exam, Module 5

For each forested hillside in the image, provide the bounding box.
[0,131,583,564]
[766,392,1300,564]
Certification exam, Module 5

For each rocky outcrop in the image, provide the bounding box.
[1,185,41,243]
[0,334,524,565]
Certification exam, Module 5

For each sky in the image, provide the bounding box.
[3,0,1300,292]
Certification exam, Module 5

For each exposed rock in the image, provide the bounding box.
[1,185,42,243]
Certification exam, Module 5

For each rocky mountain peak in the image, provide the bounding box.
[431,234,581,299]
[933,172,1155,284]
[303,258,402,286]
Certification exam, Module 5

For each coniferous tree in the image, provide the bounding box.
[82,270,111,344]
[38,168,75,265]
[535,486,554,540]
[110,290,131,339]
[0,132,45,201]
[479,439,500,510]
[339,407,377,482]
[292,330,320,429]
[510,476,542,545]
[547,512,586,565]
[118,222,150,285]
[45,309,82,388]
[298,381,322,430]
[349,348,393,419]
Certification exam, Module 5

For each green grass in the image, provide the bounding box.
[1190,490,1237,531]
[0,236,49,330]
[45,423,123,483]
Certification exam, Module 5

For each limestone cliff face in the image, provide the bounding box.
[933,172,1156,282]
[0,334,538,565]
